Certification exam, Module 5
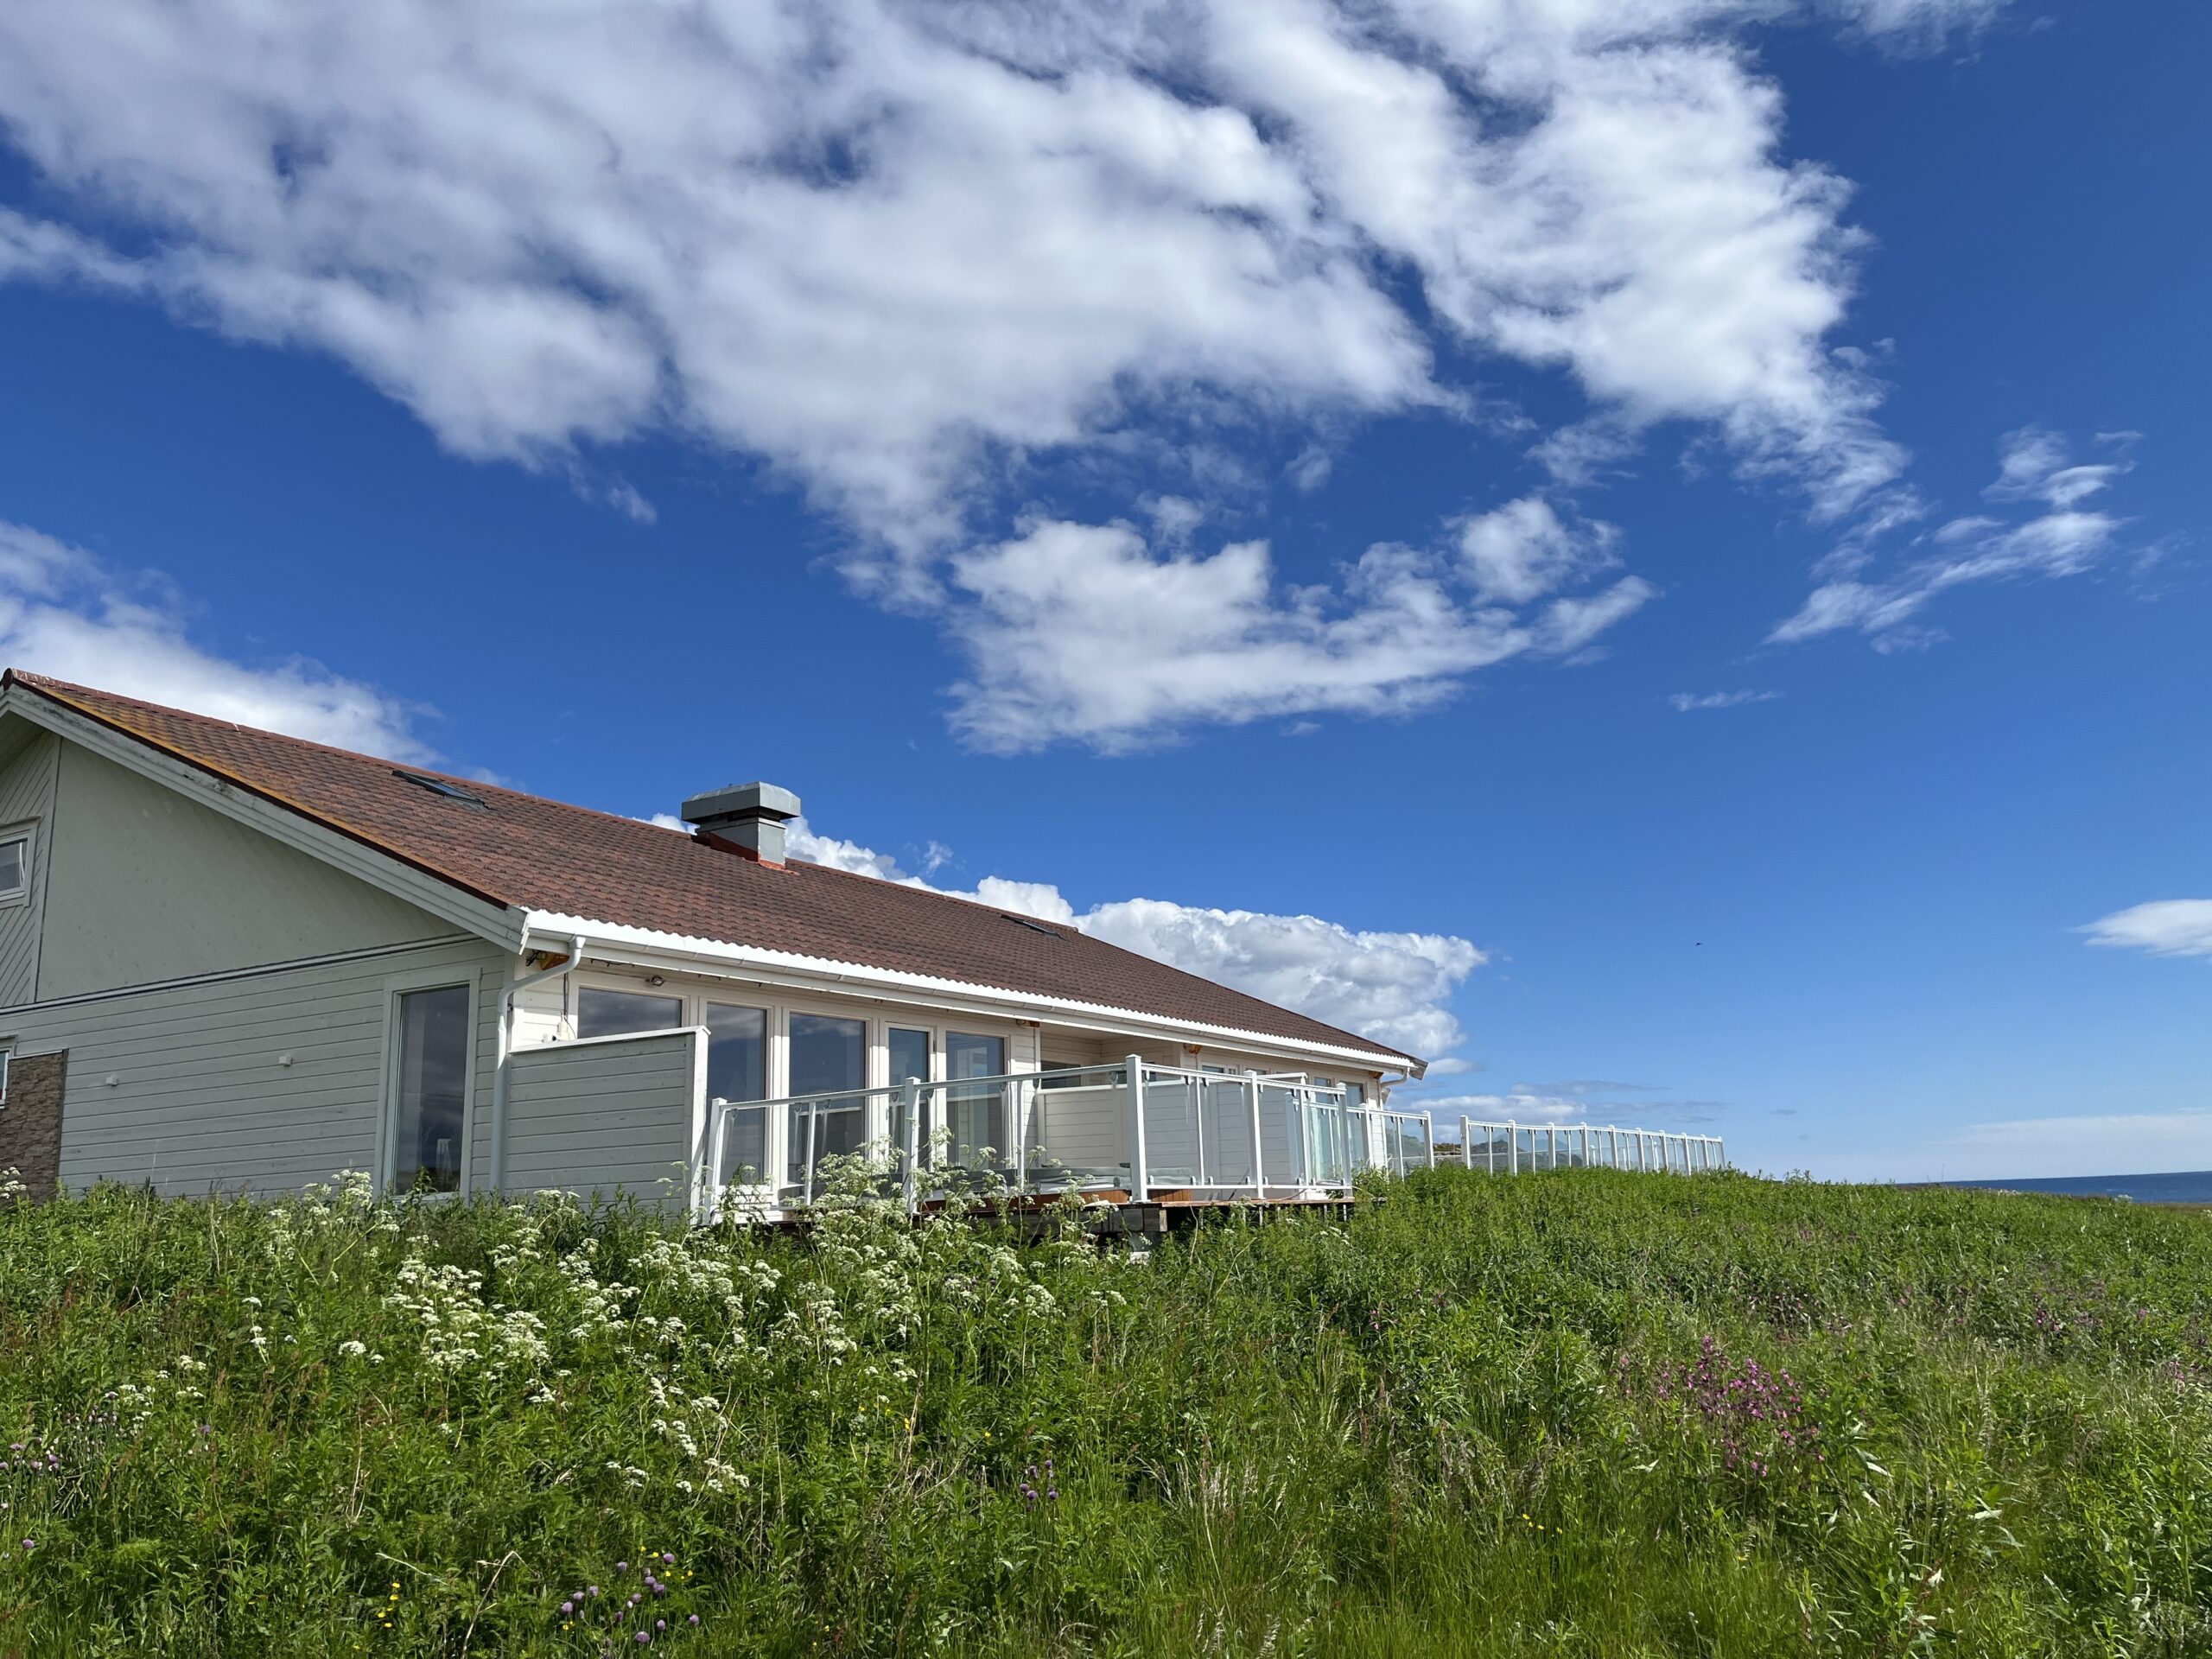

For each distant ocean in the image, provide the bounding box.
[1938,1171,2212,1205]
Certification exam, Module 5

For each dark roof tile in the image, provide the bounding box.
[6,671,1418,1065]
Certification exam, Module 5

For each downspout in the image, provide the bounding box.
[489,933,588,1192]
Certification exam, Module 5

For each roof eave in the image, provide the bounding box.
[523,908,1422,1074]
[0,678,527,952]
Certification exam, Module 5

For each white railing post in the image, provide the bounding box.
[900,1078,921,1217]
[1124,1056,1148,1201]
[1461,1116,1472,1173]
[801,1101,818,1206]
[1246,1074,1266,1202]
[1509,1120,1519,1174]
[707,1099,728,1224]
[1423,1114,1436,1169]
[1014,1075,1029,1197]
[1193,1072,1208,1192]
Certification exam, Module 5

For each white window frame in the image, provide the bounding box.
[566,969,1023,1189]
[0,823,34,909]
[376,967,481,1198]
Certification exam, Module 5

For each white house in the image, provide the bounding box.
[0,671,1432,1219]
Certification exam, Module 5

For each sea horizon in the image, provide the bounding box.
[1931,1170,2212,1205]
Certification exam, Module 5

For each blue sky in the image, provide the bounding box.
[0,0,2202,1179]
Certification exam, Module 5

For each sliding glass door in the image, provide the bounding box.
[944,1031,1007,1168]
[787,1013,867,1192]
[887,1026,931,1166]
[707,1002,768,1185]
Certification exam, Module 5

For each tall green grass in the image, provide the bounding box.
[2,1166,2209,1656]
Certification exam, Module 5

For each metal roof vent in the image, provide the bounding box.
[681,781,800,867]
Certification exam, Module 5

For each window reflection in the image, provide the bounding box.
[944,1031,1006,1166]
[393,985,468,1193]
[707,1003,767,1184]
[887,1027,931,1165]
[576,987,683,1037]
[787,1013,867,1188]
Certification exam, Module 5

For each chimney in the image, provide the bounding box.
[681,781,800,867]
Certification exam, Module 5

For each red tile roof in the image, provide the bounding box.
[6,671,1418,1066]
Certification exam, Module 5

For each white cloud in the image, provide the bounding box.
[1457,497,1618,605]
[2080,900,2212,963]
[1081,898,1482,1058]
[1405,1090,1589,1124]
[1986,425,2128,512]
[762,812,1482,1058]
[0,0,2008,747]
[0,520,430,758]
[1669,688,1781,711]
[1771,427,2132,648]
[1820,0,2011,47]
[944,518,1651,753]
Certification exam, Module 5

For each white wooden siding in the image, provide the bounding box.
[36,743,459,1001]
[30,937,505,1198]
[0,730,59,1008]
[505,1030,704,1206]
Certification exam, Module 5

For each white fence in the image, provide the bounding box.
[687,1060,1724,1221]
[702,1058,1440,1221]
[1453,1119,1726,1175]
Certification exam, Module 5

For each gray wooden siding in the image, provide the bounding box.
[505,1032,703,1206]
[36,742,458,1002]
[0,730,60,1008]
[29,937,505,1198]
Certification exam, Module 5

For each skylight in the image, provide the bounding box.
[1000,912,1060,938]
[392,769,488,809]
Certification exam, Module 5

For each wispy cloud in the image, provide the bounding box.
[0,520,431,758]
[2080,900,2212,962]
[1772,427,2137,650]
[1669,689,1782,712]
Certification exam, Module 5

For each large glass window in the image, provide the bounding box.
[887,1027,931,1166]
[392,985,469,1193]
[787,1013,868,1189]
[706,1003,768,1185]
[576,987,683,1038]
[944,1031,1007,1167]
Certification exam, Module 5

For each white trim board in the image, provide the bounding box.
[0,935,479,1022]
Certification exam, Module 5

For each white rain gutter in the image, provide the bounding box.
[487,932,588,1192]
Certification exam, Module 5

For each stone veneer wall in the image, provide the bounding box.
[0,1049,66,1202]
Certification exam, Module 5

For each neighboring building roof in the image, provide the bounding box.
[3,671,1420,1067]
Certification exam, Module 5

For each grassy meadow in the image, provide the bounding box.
[2,1163,2209,1656]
